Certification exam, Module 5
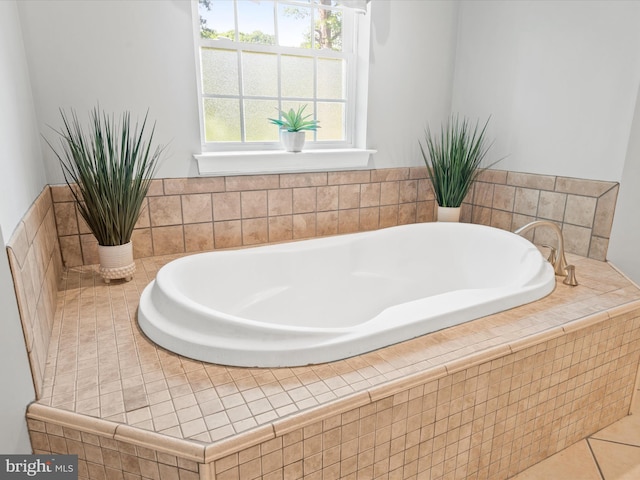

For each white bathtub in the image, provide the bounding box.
[138,223,555,367]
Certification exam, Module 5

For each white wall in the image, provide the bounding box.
[0,1,48,237]
[367,0,459,168]
[0,0,40,454]
[609,86,640,283]
[452,0,640,182]
[18,0,201,182]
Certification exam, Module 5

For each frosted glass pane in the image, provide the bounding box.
[281,55,313,98]
[201,48,238,95]
[242,52,278,97]
[317,102,344,141]
[204,98,241,142]
[317,58,344,99]
[245,100,279,142]
[199,0,235,40]
[237,1,275,44]
[277,4,312,48]
[315,8,342,52]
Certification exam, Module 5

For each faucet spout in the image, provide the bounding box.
[514,220,568,276]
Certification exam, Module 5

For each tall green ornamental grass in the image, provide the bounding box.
[47,107,164,246]
[420,116,498,208]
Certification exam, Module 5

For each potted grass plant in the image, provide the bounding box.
[47,107,164,283]
[268,104,320,152]
[419,116,497,222]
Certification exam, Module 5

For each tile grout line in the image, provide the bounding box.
[586,437,606,480]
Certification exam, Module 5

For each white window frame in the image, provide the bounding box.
[191,0,374,175]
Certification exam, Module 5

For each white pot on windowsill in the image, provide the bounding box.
[280,131,306,153]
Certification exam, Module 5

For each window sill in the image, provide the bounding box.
[194,149,376,176]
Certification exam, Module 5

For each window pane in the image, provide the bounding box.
[204,98,241,142]
[317,58,344,99]
[281,55,314,99]
[316,102,344,141]
[245,99,279,142]
[201,48,238,95]
[237,0,275,45]
[199,0,235,40]
[277,4,312,48]
[315,8,342,52]
[242,52,278,97]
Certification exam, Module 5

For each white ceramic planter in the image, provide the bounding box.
[281,131,306,152]
[98,242,135,283]
[437,206,461,222]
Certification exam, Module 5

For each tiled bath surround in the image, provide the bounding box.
[22,253,640,480]
[4,167,633,479]
[6,187,63,398]
[49,168,618,267]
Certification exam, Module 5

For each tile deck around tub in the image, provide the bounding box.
[35,248,640,449]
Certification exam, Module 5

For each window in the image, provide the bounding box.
[193,0,364,152]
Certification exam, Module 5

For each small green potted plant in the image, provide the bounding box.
[419,115,497,222]
[46,106,165,282]
[268,104,320,152]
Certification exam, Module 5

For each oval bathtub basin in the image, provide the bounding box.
[138,223,555,367]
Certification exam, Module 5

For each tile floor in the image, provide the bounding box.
[512,387,640,479]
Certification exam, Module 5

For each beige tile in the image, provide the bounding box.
[54,202,79,236]
[317,186,339,212]
[514,188,540,216]
[8,221,29,268]
[327,170,370,185]
[213,192,241,221]
[80,234,99,265]
[338,185,360,210]
[562,223,591,257]
[163,177,224,195]
[316,211,338,236]
[293,213,316,239]
[538,191,567,222]
[242,218,268,245]
[589,236,609,261]
[398,180,418,204]
[338,209,359,233]
[360,183,380,208]
[359,207,379,231]
[398,203,416,225]
[371,168,409,182]
[589,438,640,480]
[225,175,279,192]
[279,172,327,188]
[490,210,512,231]
[241,191,268,219]
[473,182,493,208]
[591,414,640,446]
[379,205,399,228]
[268,189,292,216]
[564,194,597,228]
[510,441,600,479]
[132,228,154,258]
[593,186,618,237]
[214,220,242,249]
[184,223,214,253]
[182,194,212,224]
[555,177,616,197]
[152,226,185,255]
[492,184,515,211]
[507,172,556,190]
[292,187,316,214]
[136,199,151,229]
[149,196,183,227]
[59,235,84,267]
[380,182,399,206]
[268,216,293,243]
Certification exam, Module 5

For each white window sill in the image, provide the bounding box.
[194,149,376,176]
